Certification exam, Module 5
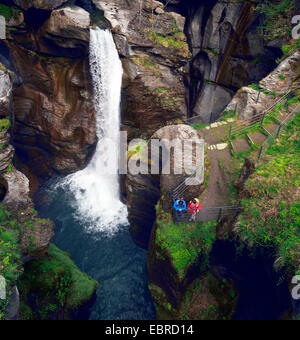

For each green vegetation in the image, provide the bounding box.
[144,87,179,110]
[0,118,10,132]
[220,110,237,121]
[248,83,277,98]
[155,202,216,279]
[280,38,300,62]
[191,123,209,130]
[179,274,238,320]
[131,55,161,77]
[0,4,21,21]
[203,48,220,56]
[18,244,98,320]
[236,115,300,272]
[255,0,295,41]
[127,140,148,159]
[0,202,96,320]
[279,74,286,81]
[144,29,191,59]
[0,206,22,320]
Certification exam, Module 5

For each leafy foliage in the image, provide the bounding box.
[156,202,216,279]
[255,0,295,41]
[0,4,21,21]
[0,206,22,320]
[144,28,191,59]
[18,244,98,320]
[236,115,300,272]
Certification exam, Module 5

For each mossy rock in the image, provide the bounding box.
[155,200,217,280]
[178,273,238,320]
[18,244,99,320]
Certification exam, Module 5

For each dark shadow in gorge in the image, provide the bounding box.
[210,240,292,320]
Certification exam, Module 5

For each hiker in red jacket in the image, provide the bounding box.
[187,198,203,221]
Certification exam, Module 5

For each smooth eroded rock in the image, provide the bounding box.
[13,0,68,10]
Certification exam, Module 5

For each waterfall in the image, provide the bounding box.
[58,27,128,235]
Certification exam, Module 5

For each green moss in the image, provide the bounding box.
[18,244,98,320]
[0,206,22,320]
[144,29,191,59]
[6,163,13,173]
[0,204,73,320]
[255,0,295,41]
[0,4,21,21]
[0,118,10,132]
[148,283,175,320]
[220,109,237,121]
[191,123,209,130]
[179,274,238,320]
[155,202,216,279]
[131,55,161,77]
[144,87,179,110]
[280,38,300,62]
[203,47,220,56]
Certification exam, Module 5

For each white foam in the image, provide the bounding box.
[57,28,128,235]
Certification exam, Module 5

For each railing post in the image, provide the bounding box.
[276,124,282,138]
[260,111,267,127]
[217,208,222,222]
[234,103,238,115]
[229,125,232,140]
[256,90,261,104]
[258,145,264,161]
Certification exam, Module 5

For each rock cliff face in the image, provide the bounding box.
[3,0,288,177]
[3,2,96,179]
[0,63,55,319]
[127,124,203,249]
[160,0,284,122]
[0,62,98,320]
[12,0,68,10]
[225,50,300,120]
[93,0,189,138]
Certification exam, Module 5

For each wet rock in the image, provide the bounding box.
[184,0,282,121]
[5,286,19,321]
[13,0,68,10]
[225,86,273,121]
[127,124,204,248]
[0,67,13,118]
[39,5,91,54]
[93,0,189,137]
[259,51,300,92]
[0,145,14,172]
[225,51,300,120]
[1,168,31,208]
[7,42,96,178]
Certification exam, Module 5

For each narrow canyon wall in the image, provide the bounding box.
[93,0,189,138]
[3,2,97,179]
[162,0,283,122]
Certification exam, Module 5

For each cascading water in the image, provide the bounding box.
[58,27,128,234]
[35,27,155,320]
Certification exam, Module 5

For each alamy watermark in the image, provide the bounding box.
[0,16,5,40]
[292,15,300,39]
[292,275,300,300]
[116,132,204,185]
[0,275,6,300]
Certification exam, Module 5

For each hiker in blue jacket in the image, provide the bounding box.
[173,199,187,214]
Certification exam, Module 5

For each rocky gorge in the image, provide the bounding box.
[0,0,299,320]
